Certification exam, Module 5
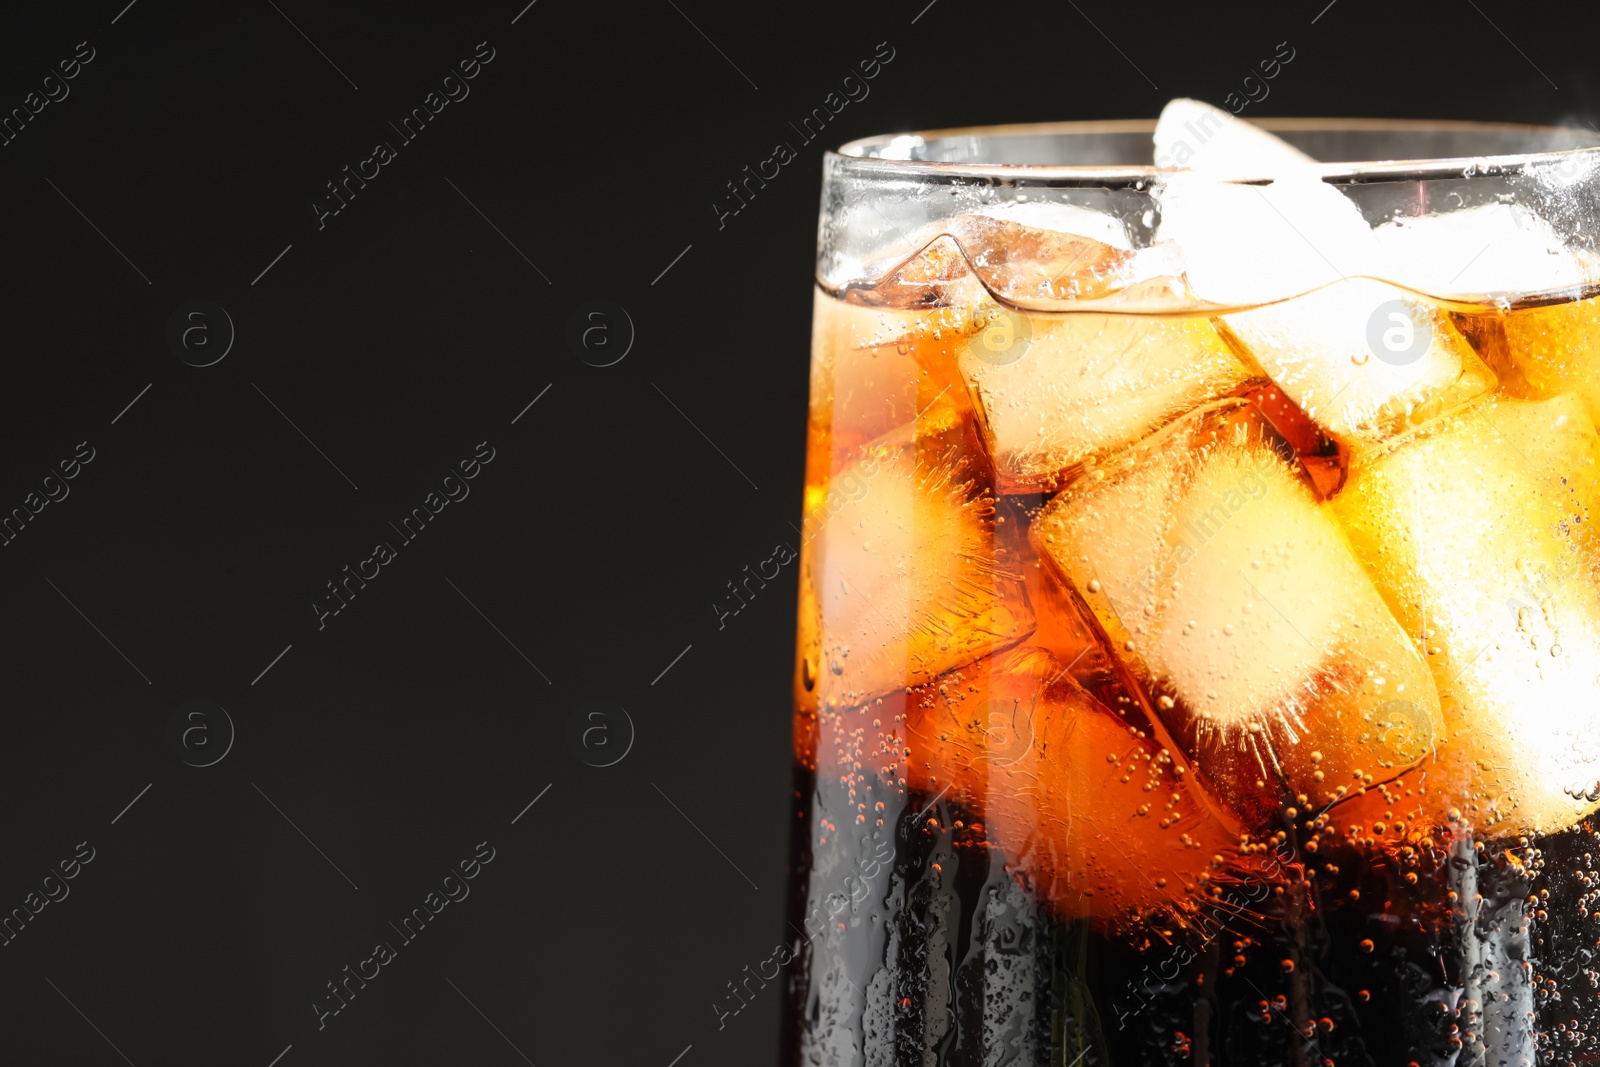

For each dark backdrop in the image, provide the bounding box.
[0,2,1593,1064]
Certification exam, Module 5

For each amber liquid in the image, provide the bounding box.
[785,256,1600,1066]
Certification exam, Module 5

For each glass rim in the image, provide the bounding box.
[831,117,1600,187]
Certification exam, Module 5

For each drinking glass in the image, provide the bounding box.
[783,116,1600,1067]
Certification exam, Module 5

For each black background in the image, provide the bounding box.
[0,2,1594,1064]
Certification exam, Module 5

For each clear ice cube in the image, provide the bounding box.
[907,644,1256,922]
[807,290,969,471]
[1499,292,1600,430]
[797,417,1035,714]
[957,287,1261,492]
[1331,393,1600,834]
[1153,99,1367,308]
[973,201,1136,251]
[1154,98,1317,175]
[944,212,1141,304]
[1373,201,1588,300]
[1217,279,1497,444]
[1152,101,1498,446]
[1033,399,1443,825]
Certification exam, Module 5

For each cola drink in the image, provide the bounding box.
[783,102,1600,1066]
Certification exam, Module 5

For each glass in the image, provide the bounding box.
[782,114,1600,1067]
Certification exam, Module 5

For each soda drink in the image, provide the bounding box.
[783,104,1600,1066]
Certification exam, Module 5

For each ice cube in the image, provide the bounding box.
[1155,173,1368,308]
[839,200,1257,492]
[1007,502,1119,687]
[1217,280,1498,444]
[1154,98,1316,175]
[796,416,1035,714]
[1330,393,1600,835]
[945,213,1141,304]
[1154,101,1369,306]
[1373,202,1589,300]
[1153,101,1498,446]
[973,201,1135,251]
[957,287,1261,492]
[1497,293,1600,430]
[841,233,992,313]
[906,645,1263,923]
[1034,399,1443,826]
[850,211,1144,311]
[806,290,971,475]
